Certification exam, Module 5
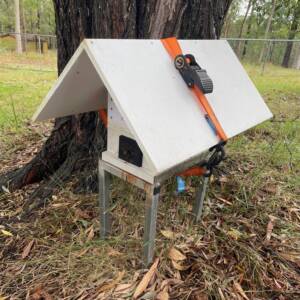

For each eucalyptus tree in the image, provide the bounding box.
[282,0,300,67]
[0,0,232,217]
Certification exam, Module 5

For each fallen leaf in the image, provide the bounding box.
[265,215,276,242]
[218,288,226,300]
[114,283,133,294]
[75,208,90,219]
[216,196,232,205]
[1,185,10,193]
[97,271,125,293]
[227,229,242,240]
[171,260,190,271]
[51,203,68,208]
[75,247,90,258]
[264,185,277,194]
[168,248,186,261]
[219,176,228,183]
[132,271,141,282]
[140,291,156,299]
[108,247,122,257]
[157,290,169,300]
[161,230,175,239]
[86,225,94,241]
[1,230,13,237]
[193,291,208,300]
[279,252,300,267]
[160,278,183,289]
[274,279,282,289]
[233,281,249,300]
[133,258,159,299]
[31,286,53,300]
[21,240,34,259]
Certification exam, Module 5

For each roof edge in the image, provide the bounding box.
[32,40,89,122]
[84,39,158,173]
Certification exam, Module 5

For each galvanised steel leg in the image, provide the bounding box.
[99,162,111,238]
[143,184,160,265]
[193,176,209,222]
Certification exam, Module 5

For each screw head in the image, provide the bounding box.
[175,56,185,69]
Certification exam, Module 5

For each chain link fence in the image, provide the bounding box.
[1,32,300,70]
[0,32,57,54]
[225,38,300,70]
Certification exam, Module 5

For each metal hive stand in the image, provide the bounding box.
[98,159,209,265]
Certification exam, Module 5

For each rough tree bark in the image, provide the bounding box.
[0,0,232,218]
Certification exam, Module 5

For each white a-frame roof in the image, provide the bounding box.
[33,39,272,175]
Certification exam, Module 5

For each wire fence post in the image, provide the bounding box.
[38,35,41,54]
[261,40,272,75]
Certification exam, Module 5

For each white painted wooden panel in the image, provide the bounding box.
[102,151,155,183]
[180,40,272,138]
[87,39,272,174]
[33,46,107,121]
[107,97,155,178]
[108,96,127,130]
[33,39,272,176]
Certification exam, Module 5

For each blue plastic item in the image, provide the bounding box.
[176,176,186,193]
[205,114,217,135]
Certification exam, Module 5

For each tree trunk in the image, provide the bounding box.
[242,1,256,58]
[14,0,22,54]
[35,2,41,52]
[236,0,252,56]
[259,0,276,63]
[30,8,34,33]
[21,0,27,52]
[0,0,232,218]
[292,44,300,69]
[282,0,300,68]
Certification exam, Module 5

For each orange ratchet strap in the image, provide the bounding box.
[178,166,206,177]
[98,108,108,128]
[161,37,227,142]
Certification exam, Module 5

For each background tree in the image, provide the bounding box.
[242,0,256,58]
[0,0,232,218]
[222,0,300,66]
[222,0,242,38]
[259,0,277,63]
[14,0,22,53]
[0,0,55,35]
[21,0,27,51]
[0,0,14,32]
[282,0,300,67]
[235,0,253,55]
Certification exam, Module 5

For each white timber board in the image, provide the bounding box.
[32,44,107,121]
[33,39,272,175]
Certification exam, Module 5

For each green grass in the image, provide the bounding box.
[0,36,17,52]
[0,35,50,53]
[245,63,300,94]
[0,51,56,131]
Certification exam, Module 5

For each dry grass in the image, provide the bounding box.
[0,54,299,299]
